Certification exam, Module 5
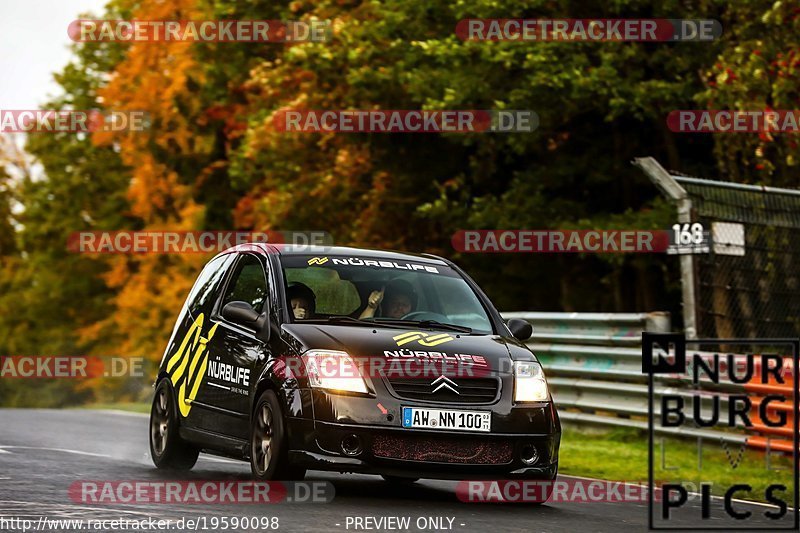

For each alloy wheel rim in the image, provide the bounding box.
[253,404,273,474]
[151,388,169,456]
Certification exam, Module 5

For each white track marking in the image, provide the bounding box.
[0,500,168,517]
[199,455,244,464]
[560,474,795,511]
[99,409,148,418]
[0,446,111,458]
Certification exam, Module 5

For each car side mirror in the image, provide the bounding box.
[507,318,533,341]
[222,301,260,326]
[222,301,272,343]
[255,313,273,344]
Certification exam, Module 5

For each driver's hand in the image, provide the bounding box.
[293,308,306,319]
[367,288,384,309]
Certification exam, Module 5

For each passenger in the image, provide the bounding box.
[287,282,316,320]
[359,279,417,319]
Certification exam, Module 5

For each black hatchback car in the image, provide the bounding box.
[149,244,560,483]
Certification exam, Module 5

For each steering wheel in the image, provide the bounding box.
[400,311,450,322]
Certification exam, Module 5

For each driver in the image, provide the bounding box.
[287,282,316,320]
[359,279,417,319]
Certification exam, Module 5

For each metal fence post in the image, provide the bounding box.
[633,157,697,339]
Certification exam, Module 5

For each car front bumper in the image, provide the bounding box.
[284,387,560,480]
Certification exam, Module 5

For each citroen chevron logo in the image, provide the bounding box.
[307,257,329,265]
[431,375,459,395]
[393,331,455,347]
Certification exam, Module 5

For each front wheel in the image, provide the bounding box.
[149,380,199,470]
[250,389,306,480]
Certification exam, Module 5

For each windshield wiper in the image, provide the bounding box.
[417,320,473,334]
[371,318,473,334]
[303,316,401,328]
[303,316,376,327]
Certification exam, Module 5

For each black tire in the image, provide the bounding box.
[149,380,199,470]
[529,470,557,505]
[381,475,420,484]
[250,389,306,481]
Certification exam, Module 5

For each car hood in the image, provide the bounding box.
[281,323,537,374]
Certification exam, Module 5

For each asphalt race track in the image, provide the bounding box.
[0,409,791,532]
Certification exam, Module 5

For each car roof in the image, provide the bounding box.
[218,243,449,265]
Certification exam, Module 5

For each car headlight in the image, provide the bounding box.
[513,361,549,402]
[303,350,369,394]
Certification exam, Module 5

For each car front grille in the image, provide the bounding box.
[384,375,500,404]
[372,434,513,464]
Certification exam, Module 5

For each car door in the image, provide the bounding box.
[203,252,273,440]
[161,252,235,433]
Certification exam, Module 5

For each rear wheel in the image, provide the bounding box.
[149,380,199,470]
[250,389,306,480]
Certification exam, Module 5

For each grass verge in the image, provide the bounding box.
[559,425,794,504]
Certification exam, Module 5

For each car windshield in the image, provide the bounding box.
[280,254,494,334]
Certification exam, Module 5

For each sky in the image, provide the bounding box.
[0,0,109,110]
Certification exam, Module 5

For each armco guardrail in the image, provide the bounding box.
[745,368,796,453]
[501,312,794,449]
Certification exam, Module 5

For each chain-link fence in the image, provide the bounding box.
[636,157,800,339]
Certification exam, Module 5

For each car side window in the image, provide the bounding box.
[186,254,233,316]
[222,254,268,313]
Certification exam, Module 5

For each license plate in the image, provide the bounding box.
[402,407,491,432]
